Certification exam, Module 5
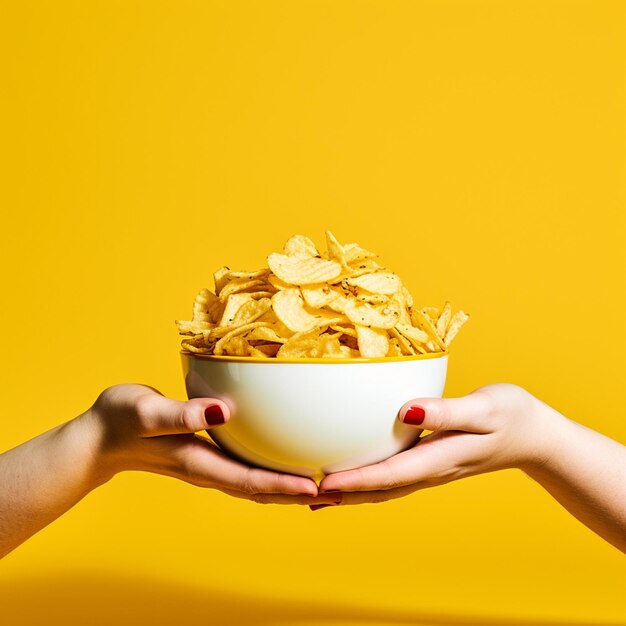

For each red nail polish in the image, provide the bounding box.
[205,405,225,426]
[309,504,331,511]
[404,406,425,426]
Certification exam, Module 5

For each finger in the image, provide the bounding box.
[151,436,319,496]
[219,488,343,506]
[135,393,230,437]
[317,483,426,507]
[398,389,495,434]
[320,431,486,492]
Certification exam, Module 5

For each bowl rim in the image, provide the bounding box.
[180,349,448,364]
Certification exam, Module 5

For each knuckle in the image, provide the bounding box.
[133,393,154,420]
[179,406,199,433]
[131,394,157,435]
[428,400,449,431]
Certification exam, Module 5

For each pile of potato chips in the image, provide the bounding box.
[176,232,468,359]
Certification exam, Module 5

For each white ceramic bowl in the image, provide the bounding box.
[181,352,448,480]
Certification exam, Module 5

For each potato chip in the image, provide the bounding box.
[436,301,452,338]
[283,234,320,259]
[343,299,401,329]
[251,343,282,357]
[344,242,377,264]
[328,263,382,284]
[325,290,352,313]
[220,335,251,356]
[219,277,268,302]
[272,289,320,332]
[192,288,223,323]
[389,327,417,355]
[390,290,412,325]
[400,286,414,308]
[248,290,275,299]
[181,333,212,354]
[339,346,362,358]
[268,274,291,291]
[218,293,254,326]
[317,333,345,358]
[420,306,440,325]
[246,325,288,344]
[175,319,213,335]
[355,325,389,358]
[276,328,323,359]
[232,297,272,326]
[356,290,389,305]
[395,323,429,352]
[213,322,272,355]
[444,310,469,346]
[325,231,350,269]
[347,272,402,295]
[301,283,339,308]
[179,232,467,358]
[275,328,344,359]
[411,309,447,352]
[213,266,231,295]
[387,338,404,357]
[329,324,357,337]
[267,253,342,285]
[227,269,270,280]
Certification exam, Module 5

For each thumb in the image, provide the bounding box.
[136,393,231,437]
[398,392,492,434]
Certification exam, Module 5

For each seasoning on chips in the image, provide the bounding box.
[176,232,468,358]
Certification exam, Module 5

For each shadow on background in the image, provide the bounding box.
[0,573,615,626]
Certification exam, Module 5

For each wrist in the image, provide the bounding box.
[517,396,569,475]
[69,409,123,487]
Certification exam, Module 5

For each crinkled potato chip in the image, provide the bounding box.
[246,325,289,344]
[213,266,231,296]
[355,325,389,358]
[411,309,447,352]
[283,234,320,259]
[219,293,254,327]
[213,322,272,355]
[344,242,378,264]
[436,301,452,338]
[301,283,339,308]
[444,310,469,346]
[267,253,342,285]
[347,272,402,295]
[326,231,350,269]
[177,231,468,359]
[175,319,213,335]
[219,277,268,302]
[389,327,417,355]
[272,289,321,332]
[344,299,401,329]
[232,297,272,326]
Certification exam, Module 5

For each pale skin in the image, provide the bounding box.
[0,384,624,558]
[319,384,626,553]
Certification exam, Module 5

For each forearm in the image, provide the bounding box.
[0,410,112,559]
[524,402,626,552]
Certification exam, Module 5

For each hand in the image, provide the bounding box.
[318,384,552,505]
[88,384,337,505]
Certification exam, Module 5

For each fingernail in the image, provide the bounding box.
[403,406,426,426]
[205,404,225,426]
[309,504,331,511]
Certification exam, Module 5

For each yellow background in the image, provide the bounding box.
[1,1,625,625]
